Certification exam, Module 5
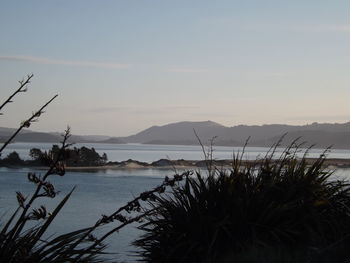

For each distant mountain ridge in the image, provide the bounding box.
[116,121,350,149]
[122,121,225,143]
[2,121,350,149]
[0,128,112,144]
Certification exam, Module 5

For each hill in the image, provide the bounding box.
[0,128,113,144]
[119,121,225,144]
[2,121,350,149]
[111,121,350,149]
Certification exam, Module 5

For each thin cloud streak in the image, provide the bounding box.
[166,67,208,73]
[292,25,350,33]
[242,24,350,33]
[286,115,350,122]
[86,106,129,113]
[0,55,130,69]
[1,55,211,73]
[87,105,200,114]
[207,18,350,33]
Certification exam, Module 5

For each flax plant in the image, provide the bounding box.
[134,140,350,263]
[0,75,187,263]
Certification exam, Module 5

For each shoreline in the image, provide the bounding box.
[2,158,350,171]
[66,158,350,170]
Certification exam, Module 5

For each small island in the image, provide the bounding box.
[0,145,108,168]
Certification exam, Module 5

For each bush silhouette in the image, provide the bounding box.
[2,151,24,165]
[134,144,350,263]
[29,145,108,167]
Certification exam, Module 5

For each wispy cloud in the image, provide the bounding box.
[0,55,130,69]
[190,111,235,118]
[242,24,350,33]
[286,115,350,122]
[166,67,208,73]
[87,105,200,114]
[206,18,350,33]
[291,25,350,33]
[86,106,129,113]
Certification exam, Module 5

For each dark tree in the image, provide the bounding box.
[102,152,108,163]
[29,148,43,161]
[2,151,23,165]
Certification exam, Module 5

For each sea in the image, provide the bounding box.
[1,142,350,262]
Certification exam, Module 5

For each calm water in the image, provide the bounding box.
[0,167,172,262]
[1,166,349,262]
[3,142,350,162]
[1,143,350,262]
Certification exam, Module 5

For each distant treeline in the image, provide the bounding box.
[0,145,108,167]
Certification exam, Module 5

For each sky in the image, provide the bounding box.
[1,1,350,136]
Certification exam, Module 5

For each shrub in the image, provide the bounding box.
[29,145,108,167]
[1,151,24,166]
[134,143,350,263]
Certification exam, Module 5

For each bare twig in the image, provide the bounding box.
[0,94,58,155]
[0,74,33,114]
[193,129,217,175]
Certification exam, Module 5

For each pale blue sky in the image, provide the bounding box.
[1,1,350,136]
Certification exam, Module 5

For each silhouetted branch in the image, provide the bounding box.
[193,129,217,175]
[0,128,71,254]
[0,94,58,155]
[71,170,191,262]
[0,74,33,114]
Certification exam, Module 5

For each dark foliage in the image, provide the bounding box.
[29,145,108,167]
[0,145,109,168]
[1,151,24,166]
[0,75,128,262]
[0,128,110,263]
[29,148,43,161]
[134,143,350,263]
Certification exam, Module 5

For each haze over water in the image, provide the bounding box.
[3,142,350,163]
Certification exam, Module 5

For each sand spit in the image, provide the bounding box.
[63,158,350,171]
[3,158,350,171]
